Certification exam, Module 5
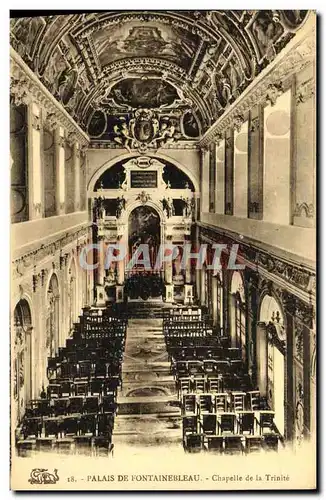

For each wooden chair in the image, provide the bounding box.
[218,413,236,434]
[202,413,217,435]
[214,393,228,413]
[84,396,99,414]
[53,398,69,417]
[16,439,36,456]
[231,392,246,412]
[198,394,213,414]
[224,435,244,454]
[22,417,42,439]
[188,360,203,376]
[206,435,224,453]
[89,378,103,396]
[74,380,88,396]
[182,394,197,415]
[60,416,79,437]
[47,383,61,399]
[55,438,74,453]
[263,433,279,451]
[259,411,275,434]
[74,435,93,454]
[68,396,84,414]
[177,377,191,399]
[203,359,218,376]
[60,380,74,397]
[206,376,222,394]
[247,390,260,411]
[102,394,117,414]
[184,433,203,453]
[215,360,230,375]
[44,418,60,438]
[245,436,264,454]
[98,413,114,436]
[192,377,206,393]
[237,411,255,435]
[78,361,92,379]
[79,414,97,436]
[35,438,54,452]
[176,361,188,378]
[182,415,198,437]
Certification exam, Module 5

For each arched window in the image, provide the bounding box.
[13,299,32,423]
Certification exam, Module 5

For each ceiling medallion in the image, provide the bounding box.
[113,108,179,153]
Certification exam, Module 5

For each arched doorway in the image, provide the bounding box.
[258,294,286,436]
[229,271,246,360]
[46,273,60,357]
[13,299,32,423]
[125,205,163,300]
[67,258,77,335]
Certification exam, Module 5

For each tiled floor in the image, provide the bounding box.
[113,318,182,450]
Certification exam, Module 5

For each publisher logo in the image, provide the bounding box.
[28,468,59,485]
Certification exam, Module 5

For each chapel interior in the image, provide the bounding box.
[10,10,316,457]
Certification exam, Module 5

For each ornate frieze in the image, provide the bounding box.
[12,223,91,280]
[198,224,315,299]
[296,77,315,105]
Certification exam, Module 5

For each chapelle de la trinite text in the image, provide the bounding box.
[81,473,290,483]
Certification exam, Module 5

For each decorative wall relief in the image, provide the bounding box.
[113,109,180,153]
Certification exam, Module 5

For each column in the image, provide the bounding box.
[248,106,264,219]
[224,128,234,215]
[55,127,66,215]
[215,139,225,214]
[28,102,43,219]
[200,148,210,213]
[164,239,174,303]
[200,267,206,306]
[116,235,125,303]
[96,235,106,306]
[211,275,218,327]
[263,88,291,224]
[233,119,249,218]
[282,292,296,442]
[74,143,81,212]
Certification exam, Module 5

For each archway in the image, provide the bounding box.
[46,273,60,358]
[230,271,246,360]
[125,205,163,300]
[258,294,286,436]
[13,299,32,423]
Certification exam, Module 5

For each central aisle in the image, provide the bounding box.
[113,316,182,452]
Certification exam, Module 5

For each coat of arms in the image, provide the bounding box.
[114,109,179,153]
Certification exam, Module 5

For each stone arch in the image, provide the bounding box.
[87,152,200,194]
[257,291,286,436]
[13,298,33,423]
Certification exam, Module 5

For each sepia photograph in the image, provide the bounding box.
[9,8,317,491]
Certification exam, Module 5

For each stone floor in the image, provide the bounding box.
[113,317,182,450]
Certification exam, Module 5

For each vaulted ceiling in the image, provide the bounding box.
[10,10,309,142]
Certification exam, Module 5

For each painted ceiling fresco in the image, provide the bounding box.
[10,10,309,141]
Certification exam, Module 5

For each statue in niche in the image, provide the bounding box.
[116,195,126,219]
[161,197,174,218]
[181,196,195,219]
